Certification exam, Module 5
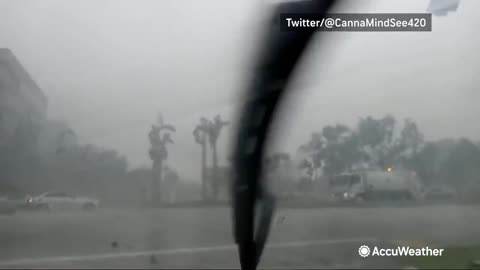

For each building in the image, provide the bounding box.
[0,48,48,193]
[0,48,47,149]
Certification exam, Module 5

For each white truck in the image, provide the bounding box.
[329,169,423,202]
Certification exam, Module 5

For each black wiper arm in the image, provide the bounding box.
[231,1,337,270]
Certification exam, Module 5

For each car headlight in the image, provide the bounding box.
[343,192,349,199]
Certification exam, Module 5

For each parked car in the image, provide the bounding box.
[27,191,99,211]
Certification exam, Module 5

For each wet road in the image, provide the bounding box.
[1,204,479,268]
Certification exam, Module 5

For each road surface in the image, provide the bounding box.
[1,204,479,268]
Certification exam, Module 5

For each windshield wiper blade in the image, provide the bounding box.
[231,1,336,269]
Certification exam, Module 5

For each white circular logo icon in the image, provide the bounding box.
[358,245,371,257]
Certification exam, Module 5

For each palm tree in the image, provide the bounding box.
[206,115,229,201]
[193,118,210,201]
[148,114,175,206]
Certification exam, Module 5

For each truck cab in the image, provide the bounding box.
[329,173,364,201]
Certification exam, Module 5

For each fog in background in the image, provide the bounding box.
[1,0,479,181]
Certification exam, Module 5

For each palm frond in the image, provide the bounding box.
[159,124,176,132]
[162,133,174,144]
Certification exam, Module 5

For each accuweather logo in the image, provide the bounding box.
[358,245,371,257]
[358,245,444,258]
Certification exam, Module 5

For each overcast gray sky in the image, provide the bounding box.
[1,0,479,181]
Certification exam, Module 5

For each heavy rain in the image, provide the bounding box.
[1,0,479,268]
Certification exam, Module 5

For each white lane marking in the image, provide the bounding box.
[0,237,377,266]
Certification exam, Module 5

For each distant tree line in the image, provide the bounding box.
[0,117,130,203]
[3,110,479,204]
[0,92,134,204]
[291,114,480,196]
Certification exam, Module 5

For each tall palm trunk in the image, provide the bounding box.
[152,159,162,207]
[211,142,219,201]
[201,141,207,201]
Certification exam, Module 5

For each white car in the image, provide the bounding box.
[28,192,99,211]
